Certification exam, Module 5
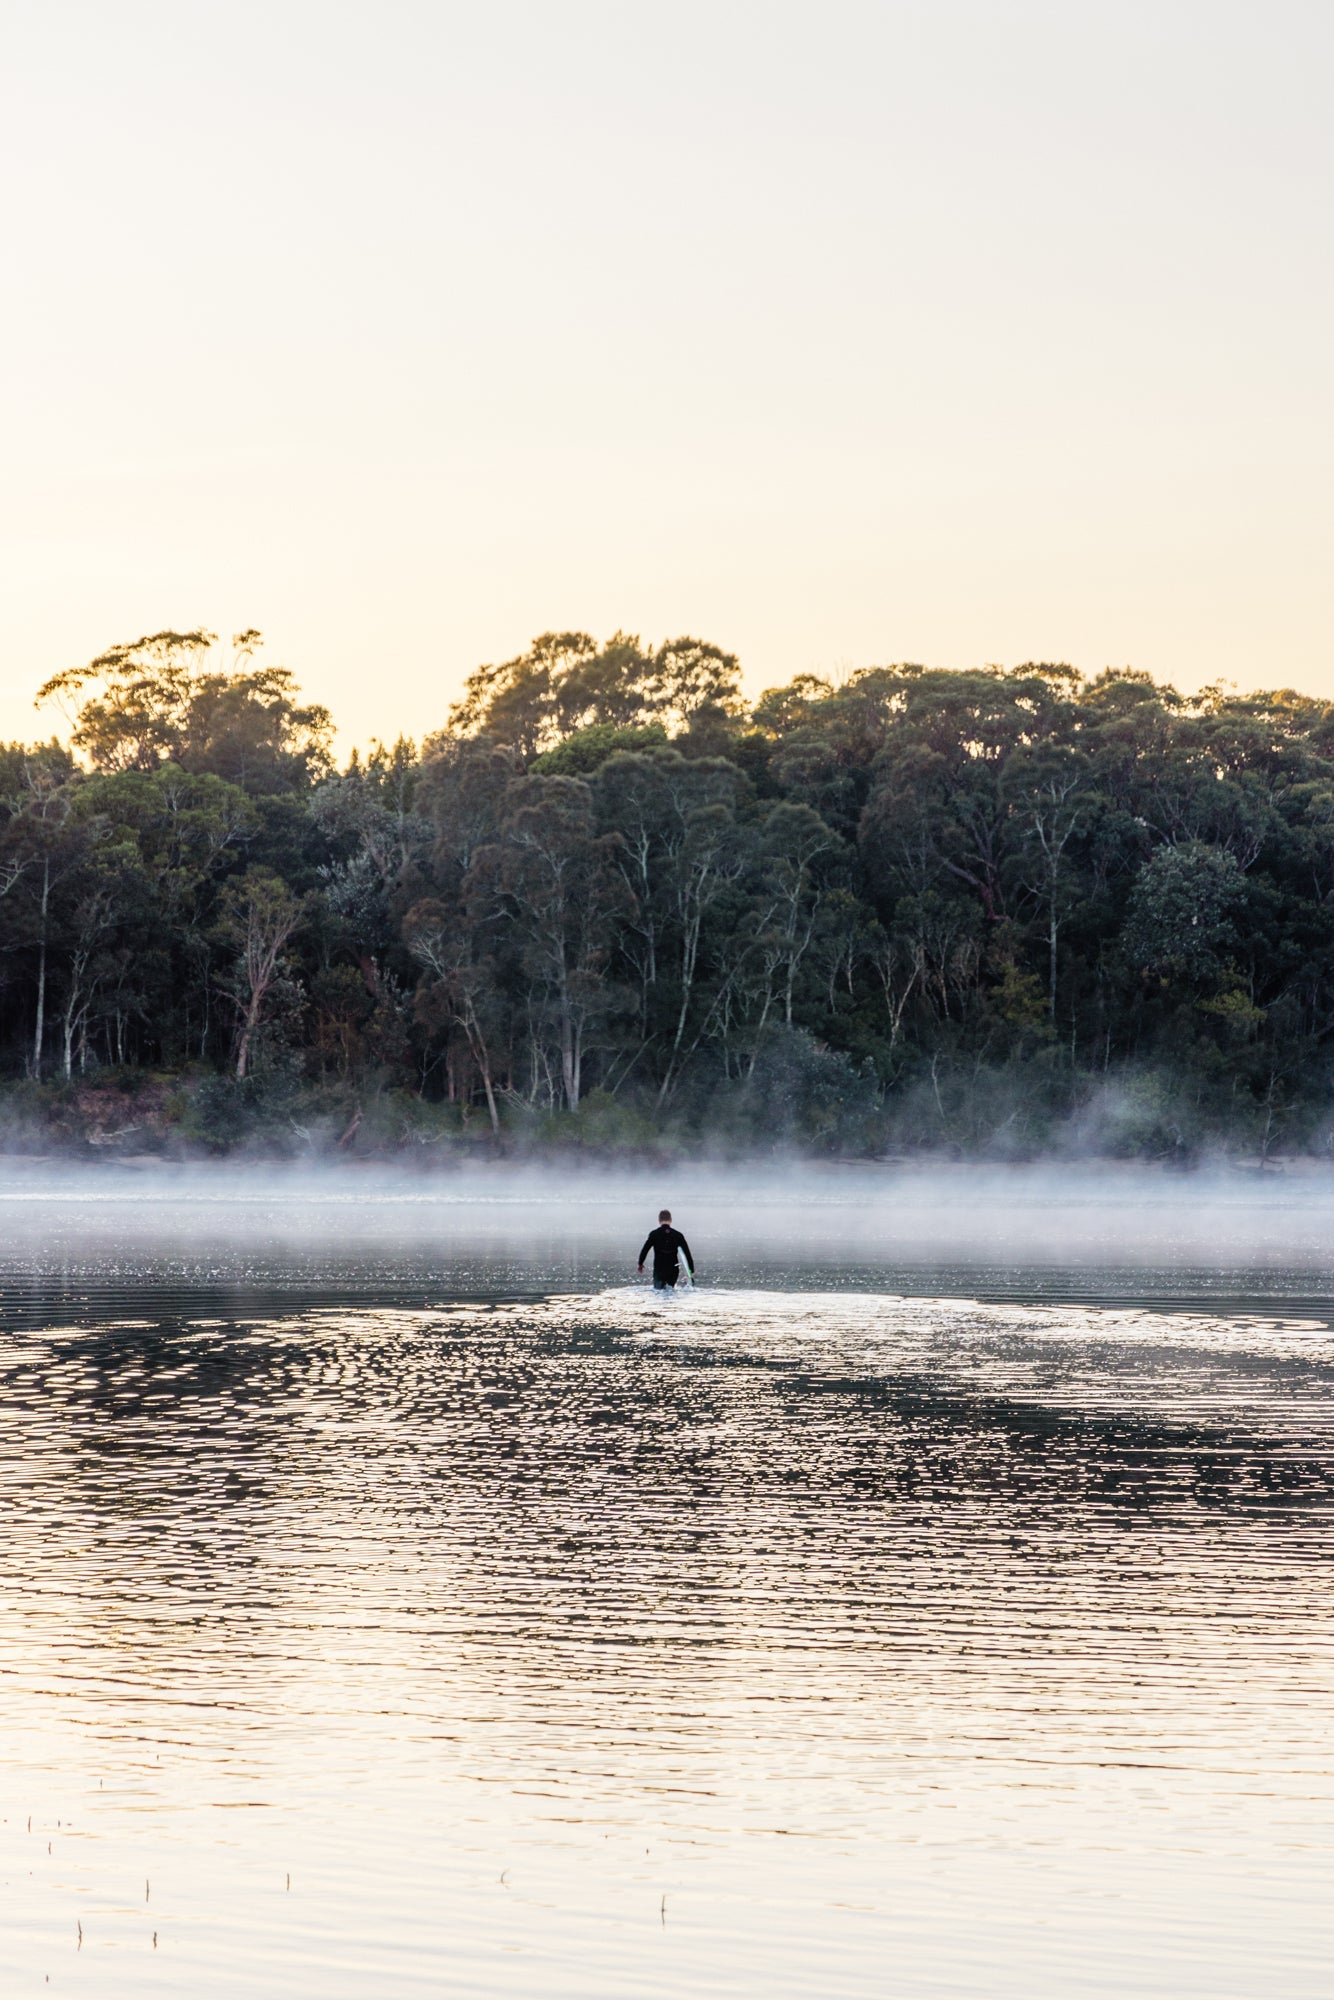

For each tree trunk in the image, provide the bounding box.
[31,856,49,1081]
[746,985,776,1080]
[236,992,263,1080]
[61,949,92,1083]
[458,1000,500,1134]
[478,1053,500,1133]
[561,1021,578,1109]
[558,982,579,1110]
[657,904,705,1107]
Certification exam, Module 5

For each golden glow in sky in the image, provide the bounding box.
[3,0,1332,753]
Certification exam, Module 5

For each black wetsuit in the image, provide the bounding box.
[638,1225,694,1290]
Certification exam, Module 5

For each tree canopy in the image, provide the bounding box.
[5,628,1334,1160]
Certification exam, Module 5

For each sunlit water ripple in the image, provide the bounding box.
[1,1268,1332,1996]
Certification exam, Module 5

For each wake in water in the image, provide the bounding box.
[551,1285,1334,1444]
[590,1283,1334,1355]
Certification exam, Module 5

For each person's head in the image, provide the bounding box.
[659,1209,671,1224]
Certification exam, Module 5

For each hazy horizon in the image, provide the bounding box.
[3,1158,1334,1282]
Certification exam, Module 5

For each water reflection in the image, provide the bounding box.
[1,1277,1332,1996]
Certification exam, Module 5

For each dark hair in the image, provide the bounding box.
[659,1209,671,1222]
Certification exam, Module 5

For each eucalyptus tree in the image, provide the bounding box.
[402,897,505,1131]
[37,629,332,792]
[448,629,745,767]
[73,764,255,1062]
[648,637,744,729]
[415,736,518,892]
[1006,744,1096,1025]
[57,838,151,1079]
[469,776,626,1111]
[447,633,598,763]
[4,756,92,1079]
[591,748,747,1083]
[217,869,305,1080]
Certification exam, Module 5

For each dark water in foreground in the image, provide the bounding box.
[1,1180,1332,1996]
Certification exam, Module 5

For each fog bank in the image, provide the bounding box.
[0,1159,1331,1283]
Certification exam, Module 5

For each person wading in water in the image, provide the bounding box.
[637,1210,695,1291]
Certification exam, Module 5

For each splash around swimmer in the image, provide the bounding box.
[637,1210,695,1291]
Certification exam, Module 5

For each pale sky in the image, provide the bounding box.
[3,0,1332,755]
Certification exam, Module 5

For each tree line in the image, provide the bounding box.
[4,623,1334,1157]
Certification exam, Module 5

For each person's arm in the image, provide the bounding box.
[637,1234,654,1272]
[678,1232,694,1275]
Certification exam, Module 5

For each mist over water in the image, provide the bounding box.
[1,1164,1332,1996]
[4,1157,1334,1288]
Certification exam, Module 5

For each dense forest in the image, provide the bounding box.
[2,624,1334,1160]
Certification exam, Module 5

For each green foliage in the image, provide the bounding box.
[7,629,1334,1157]
[532,722,669,774]
[37,630,333,792]
[709,1030,882,1155]
[448,631,743,765]
[1120,842,1246,984]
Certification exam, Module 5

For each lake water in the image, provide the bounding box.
[1,1166,1333,1997]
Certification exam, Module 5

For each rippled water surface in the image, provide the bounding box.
[2,1171,1334,1996]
